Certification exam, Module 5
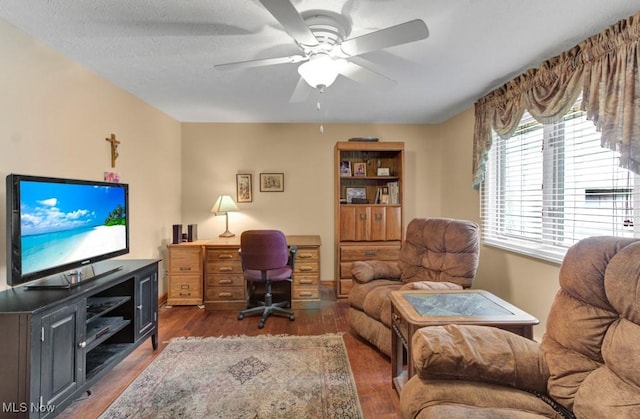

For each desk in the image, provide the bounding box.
[389,289,538,393]
[167,235,321,310]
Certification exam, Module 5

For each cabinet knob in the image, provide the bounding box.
[137,305,143,310]
[219,267,233,272]
[365,250,377,257]
[375,214,383,221]
[218,254,233,259]
[78,341,87,349]
[359,214,367,220]
[219,292,232,298]
[299,266,313,272]
[298,253,313,259]
[299,279,313,284]
[179,267,191,271]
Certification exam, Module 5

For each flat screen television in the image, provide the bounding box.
[6,174,129,289]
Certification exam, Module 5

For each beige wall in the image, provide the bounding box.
[1,19,561,338]
[0,20,182,294]
[181,123,443,283]
[437,109,561,338]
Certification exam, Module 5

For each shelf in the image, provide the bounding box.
[85,317,131,351]
[86,296,131,322]
[86,342,135,379]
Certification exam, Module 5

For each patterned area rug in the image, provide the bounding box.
[99,334,363,418]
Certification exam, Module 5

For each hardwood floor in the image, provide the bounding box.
[58,285,400,418]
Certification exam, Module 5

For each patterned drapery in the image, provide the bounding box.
[472,11,640,190]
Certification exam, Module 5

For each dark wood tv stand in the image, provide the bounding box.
[0,259,159,418]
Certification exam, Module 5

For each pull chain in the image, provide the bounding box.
[317,85,326,134]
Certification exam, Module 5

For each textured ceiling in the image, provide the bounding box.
[0,1,638,124]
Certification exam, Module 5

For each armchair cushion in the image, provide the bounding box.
[412,325,549,394]
[351,260,401,283]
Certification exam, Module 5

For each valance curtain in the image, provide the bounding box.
[472,11,640,190]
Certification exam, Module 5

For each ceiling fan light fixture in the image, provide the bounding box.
[298,54,346,88]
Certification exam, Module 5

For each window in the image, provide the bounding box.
[481,97,640,263]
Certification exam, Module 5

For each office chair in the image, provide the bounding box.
[237,230,296,329]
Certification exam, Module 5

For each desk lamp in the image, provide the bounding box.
[211,195,239,237]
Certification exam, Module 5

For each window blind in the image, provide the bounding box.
[481,98,639,263]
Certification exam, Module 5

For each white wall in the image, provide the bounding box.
[0,20,182,295]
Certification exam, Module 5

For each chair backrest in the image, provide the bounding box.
[398,218,479,288]
[541,236,640,417]
[240,230,289,271]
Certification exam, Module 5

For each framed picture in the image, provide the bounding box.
[340,161,352,177]
[377,167,390,176]
[236,173,252,203]
[353,162,367,176]
[260,173,284,192]
[346,187,366,203]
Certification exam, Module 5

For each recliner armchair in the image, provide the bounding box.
[348,218,480,356]
[400,236,640,419]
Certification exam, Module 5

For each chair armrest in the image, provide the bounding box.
[351,260,401,283]
[412,324,549,394]
[288,245,298,269]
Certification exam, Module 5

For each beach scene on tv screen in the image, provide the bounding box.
[20,180,127,276]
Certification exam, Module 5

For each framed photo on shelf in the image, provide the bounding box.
[346,187,366,203]
[353,162,367,176]
[340,161,352,177]
[260,173,284,192]
[236,173,252,203]
[377,167,390,176]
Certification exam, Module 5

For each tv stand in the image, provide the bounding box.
[25,262,125,290]
[0,259,159,418]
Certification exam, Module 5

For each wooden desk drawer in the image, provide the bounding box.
[294,262,318,274]
[295,249,319,262]
[293,288,320,300]
[293,275,319,287]
[167,274,202,305]
[207,261,243,274]
[168,247,202,273]
[169,275,201,292]
[341,245,400,261]
[206,274,244,287]
[206,286,245,301]
[206,248,240,262]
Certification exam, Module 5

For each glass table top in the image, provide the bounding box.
[403,292,514,317]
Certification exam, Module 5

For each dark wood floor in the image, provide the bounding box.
[58,285,400,418]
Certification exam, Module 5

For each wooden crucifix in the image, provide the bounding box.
[105,133,120,168]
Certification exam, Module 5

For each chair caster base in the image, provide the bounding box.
[289,314,295,321]
[237,313,244,320]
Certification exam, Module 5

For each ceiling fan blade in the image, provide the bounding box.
[215,55,305,71]
[340,19,429,57]
[339,61,397,89]
[289,77,311,103]
[259,0,319,47]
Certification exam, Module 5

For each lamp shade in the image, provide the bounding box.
[298,53,347,88]
[211,194,239,214]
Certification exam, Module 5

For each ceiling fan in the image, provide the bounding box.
[214,0,429,97]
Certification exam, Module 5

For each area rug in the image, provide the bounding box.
[99,334,363,419]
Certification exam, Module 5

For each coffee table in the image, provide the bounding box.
[389,289,539,392]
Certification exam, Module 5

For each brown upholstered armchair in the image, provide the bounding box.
[400,236,640,419]
[348,218,480,356]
